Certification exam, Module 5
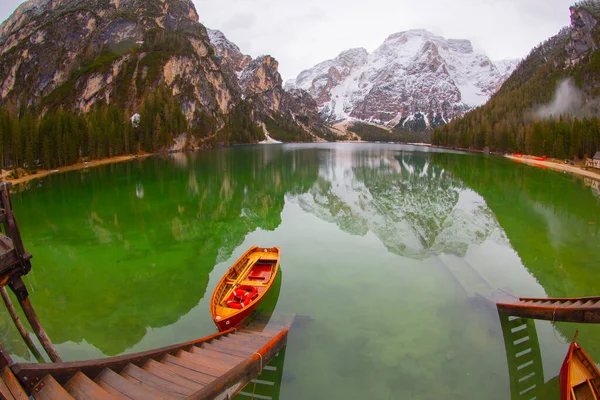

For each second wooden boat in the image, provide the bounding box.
[560,332,600,400]
[211,246,280,331]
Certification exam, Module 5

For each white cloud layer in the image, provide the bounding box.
[1,0,575,81]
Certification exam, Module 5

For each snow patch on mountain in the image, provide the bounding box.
[288,29,519,129]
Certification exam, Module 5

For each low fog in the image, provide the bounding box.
[535,78,599,119]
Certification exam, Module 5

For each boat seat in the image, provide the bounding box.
[240,280,267,287]
[573,381,598,400]
[247,265,272,282]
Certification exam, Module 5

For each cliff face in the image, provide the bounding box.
[0,0,326,142]
[287,30,519,131]
[568,4,599,65]
[209,30,329,137]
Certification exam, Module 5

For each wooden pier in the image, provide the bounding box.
[437,255,600,324]
[496,296,600,323]
[0,316,292,399]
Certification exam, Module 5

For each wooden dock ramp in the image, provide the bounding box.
[1,315,292,400]
[496,296,600,323]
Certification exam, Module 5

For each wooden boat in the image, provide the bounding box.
[211,246,280,331]
[559,332,600,400]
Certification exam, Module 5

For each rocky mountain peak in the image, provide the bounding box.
[240,55,282,97]
[1,0,199,43]
[0,0,328,146]
[207,28,251,72]
[568,3,599,64]
[288,29,519,130]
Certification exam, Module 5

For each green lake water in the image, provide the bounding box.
[2,143,600,399]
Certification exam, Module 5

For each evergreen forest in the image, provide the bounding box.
[432,5,600,160]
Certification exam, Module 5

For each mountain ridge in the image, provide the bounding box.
[287,29,519,131]
[0,0,329,151]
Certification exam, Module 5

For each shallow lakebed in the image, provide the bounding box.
[3,143,600,399]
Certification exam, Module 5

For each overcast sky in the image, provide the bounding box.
[1,0,575,81]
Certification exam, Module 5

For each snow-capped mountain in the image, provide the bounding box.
[287,29,520,130]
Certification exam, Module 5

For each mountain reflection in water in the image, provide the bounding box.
[293,148,506,259]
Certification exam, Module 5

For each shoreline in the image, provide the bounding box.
[505,155,600,181]
[3,153,153,186]
[430,145,600,182]
[3,145,599,187]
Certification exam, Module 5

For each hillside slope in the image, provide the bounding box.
[0,0,328,170]
[432,0,600,159]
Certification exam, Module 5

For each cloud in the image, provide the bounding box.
[222,12,256,32]
[534,78,600,119]
[0,0,578,82]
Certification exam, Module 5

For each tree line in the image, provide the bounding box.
[0,85,187,173]
[433,114,600,160]
[432,4,600,160]
[348,122,432,143]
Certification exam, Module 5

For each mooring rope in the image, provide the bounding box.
[551,306,569,344]
[250,352,264,400]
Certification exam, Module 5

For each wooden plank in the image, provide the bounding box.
[176,351,231,373]
[64,371,117,400]
[0,372,15,400]
[232,331,272,341]
[519,296,600,302]
[1,367,28,400]
[159,357,213,385]
[12,328,235,392]
[188,327,289,400]
[227,333,269,344]
[242,324,282,335]
[142,360,204,392]
[238,329,276,339]
[189,347,241,367]
[94,381,130,400]
[212,338,259,353]
[223,336,269,349]
[33,375,74,400]
[201,342,254,358]
[95,368,167,400]
[121,364,193,397]
[119,374,184,400]
[162,354,221,379]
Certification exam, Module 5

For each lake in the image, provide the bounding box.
[2,143,600,399]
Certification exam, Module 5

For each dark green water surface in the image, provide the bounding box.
[2,143,600,399]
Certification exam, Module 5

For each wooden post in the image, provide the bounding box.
[8,277,62,362]
[0,340,14,369]
[0,183,31,275]
[0,287,44,362]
